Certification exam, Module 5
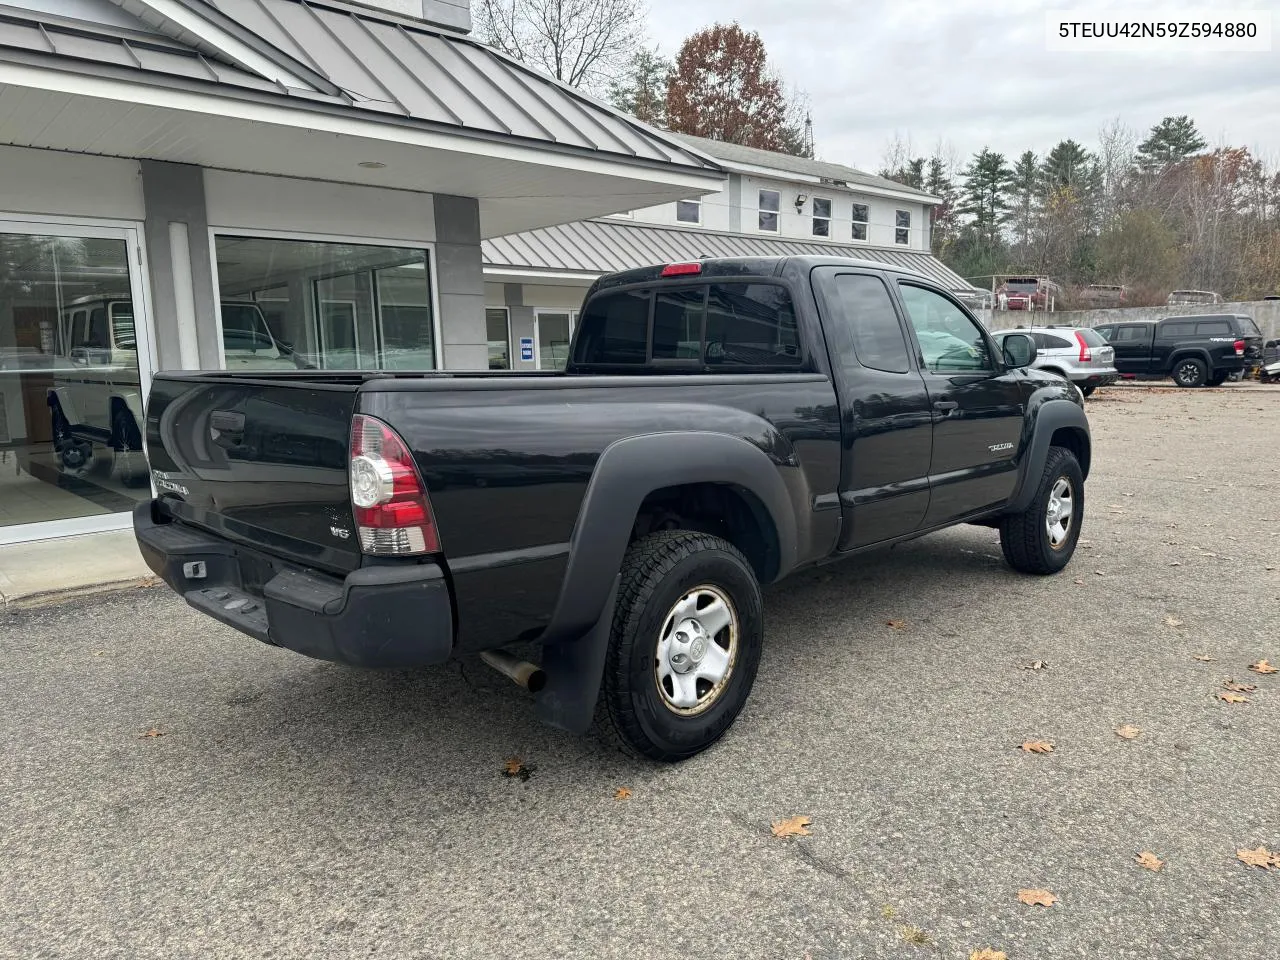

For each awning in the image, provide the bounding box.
[483,218,980,293]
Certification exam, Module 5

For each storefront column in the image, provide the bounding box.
[433,195,487,370]
[140,161,219,371]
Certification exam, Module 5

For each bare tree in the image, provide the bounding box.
[473,0,644,93]
[1095,116,1137,228]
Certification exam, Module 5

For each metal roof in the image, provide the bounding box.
[483,219,978,292]
[669,132,938,202]
[0,0,721,172]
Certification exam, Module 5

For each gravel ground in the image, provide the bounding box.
[2,384,1278,960]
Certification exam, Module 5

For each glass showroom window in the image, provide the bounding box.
[895,210,911,245]
[851,203,870,241]
[758,190,781,232]
[486,307,511,370]
[213,235,435,371]
[0,227,151,535]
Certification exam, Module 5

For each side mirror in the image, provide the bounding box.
[1002,333,1037,368]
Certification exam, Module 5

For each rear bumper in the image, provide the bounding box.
[134,502,453,668]
[1073,370,1119,387]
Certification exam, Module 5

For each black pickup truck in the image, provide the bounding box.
[1093,314,1264,386]
[135,257,1092,761]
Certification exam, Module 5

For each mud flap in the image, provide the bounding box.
[534,576,619,735]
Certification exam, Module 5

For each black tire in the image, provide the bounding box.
[1173,358,1207,387]
[1206,372,1227,387]
[999,446,1085,575]
[597,530,763,762]
[1079,384,1096,397]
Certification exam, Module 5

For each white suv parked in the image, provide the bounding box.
[991,326,1119,397]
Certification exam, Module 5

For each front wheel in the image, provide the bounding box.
[597,531,763,762]
[999,446,1085,575]
[1079,384,1096,397]
[1173,358,1207,387]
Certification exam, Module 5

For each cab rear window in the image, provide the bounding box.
[573,281,802,370]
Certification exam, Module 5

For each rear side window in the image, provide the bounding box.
[1161,321,1195,338]
[1115,325,1148,341]
[1094,326,1114,340]
[1238,316,1262,337]
[1196,320,1232,336]
[1077,328,1107,347]
[705,283,801,367]
[1039,334,1072,349]
[833,274,909,373]
[573,289,649,365]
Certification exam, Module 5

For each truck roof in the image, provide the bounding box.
[591,255,933,293]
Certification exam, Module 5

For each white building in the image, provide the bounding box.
[482,133,982,370]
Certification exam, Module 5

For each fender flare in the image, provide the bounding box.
[535,431,800,734]
[1166,348,1212,376]
[1006,400,1092,514]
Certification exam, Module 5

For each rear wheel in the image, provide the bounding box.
[1173,358,1207,388]
[112,408,148,488]
[999,446,1084,575]
[597,531,763,762]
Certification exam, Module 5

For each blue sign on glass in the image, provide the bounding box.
[519,337,534,362]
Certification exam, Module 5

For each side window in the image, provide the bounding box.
[87,308,110,348]
[898,283,992,373]
[1196,320,1232,336]
[69,310,88,349]
[1041,334,1073,349]
[1094,326,1114,340]
[652,287,706,360]
[572,289,650,365]
[1161,321,1195,338]
[833,274,910,374]
[705,282,801,368]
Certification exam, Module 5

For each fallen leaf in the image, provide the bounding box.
[1019,660,1049,671]
[1169,561,1182,566]
[1236,846,1279,870]
[1093,570,1105,576]
[1193,654,1216,662]
[970,951,1008,960]
[137,728,164,738]
[1135,851,1165,872]
[1019,740,1055,754]
[1017,888,1058,907]
[1115,725,1141,740]
[613,787,632,801]
[885,619,906,629]
[1223,680,1257,694]
[1217,692,1250,704]
[1164,616,1184,628]
[1073,578,1085,585]
[770,815,812,838]
[502,756,534,781]
[1249,660,1278,675]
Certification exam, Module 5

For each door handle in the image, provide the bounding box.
[933,400,959,412]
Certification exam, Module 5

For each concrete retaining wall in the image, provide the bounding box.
[984,300,1280,340]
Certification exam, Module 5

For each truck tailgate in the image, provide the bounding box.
[144,373,362,575]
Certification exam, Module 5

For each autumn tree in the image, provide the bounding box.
[608,47,671,126]
[473,0,643,93]
[665,23,803,154]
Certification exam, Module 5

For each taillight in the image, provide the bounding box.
[1075,331,1092,362]
[660,261,702,277]
[1234,339,1245,356]
[349,414,439,556]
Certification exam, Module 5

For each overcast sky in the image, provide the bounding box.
[643,0,1280,174]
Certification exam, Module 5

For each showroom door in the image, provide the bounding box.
[534,309,576,371]
[0,218,154,545]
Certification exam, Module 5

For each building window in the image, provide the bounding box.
[607,210,635,219]
[213,235,434,371]
[676,199,701,224]
[485,307,511,369]
[895,210,911,245]
[851,203,869,242]
[758,190,780,232]
[812,197,831,237]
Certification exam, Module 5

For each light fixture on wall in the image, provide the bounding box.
[794,193,808,212]
[358,161,387,169]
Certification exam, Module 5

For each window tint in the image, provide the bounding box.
[1115,325,1147,342]
[573,289,649,365]
[812,198,831,237]
[705,283,801,367]
[834,274,909,373]
[1161,321,1195,338]
[1094,326,1114,340]
[1077,327,1107,347]
[110,303,136,350]
[652,287,705,360]
[1238,316,1262,337]
[87,308,109,348]
[1041,334,1072,349]
[1196,320,1232,336]
[676,199,701,224]
[898,284,991,373]
[758,190,780,232]
[851,203,869,241]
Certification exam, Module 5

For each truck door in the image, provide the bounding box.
[812,268,933,549]
[1109,324,1151,373]
[895,281,1025,526]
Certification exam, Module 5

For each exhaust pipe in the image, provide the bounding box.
[480,649,547,693]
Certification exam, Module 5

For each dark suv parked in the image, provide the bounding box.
[1094,314,1264,387]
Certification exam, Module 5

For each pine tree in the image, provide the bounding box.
[1136,115,1208,172]
[960,148,1014,243]
[608,48,672,126]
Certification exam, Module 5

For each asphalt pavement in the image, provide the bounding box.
[2,383,1278,960]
